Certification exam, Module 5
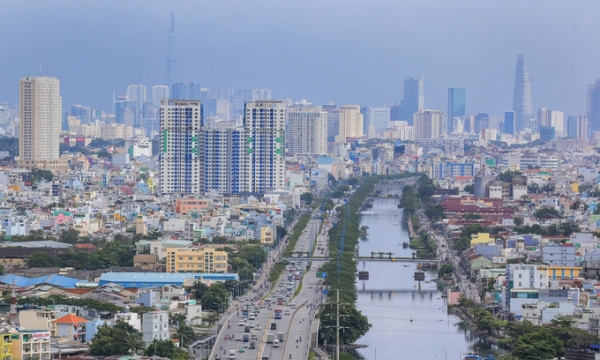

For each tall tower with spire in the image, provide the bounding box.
[166,13,178,86]
[512,54,533,132]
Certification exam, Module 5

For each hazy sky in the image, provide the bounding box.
[1,0,600,117]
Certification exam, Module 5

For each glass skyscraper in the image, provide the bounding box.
[587,79,600,132]
[447,88,465,134]
[504,111,516,135]
[512,54,533,132]
[399,77,424,125]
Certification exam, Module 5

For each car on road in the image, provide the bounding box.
[238,320,244,326]
[236,335,242,341]
[284,310,290,315]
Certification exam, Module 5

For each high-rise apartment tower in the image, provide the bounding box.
[159,100,202,194]
[286,104,328,155]
[19,76,62,164]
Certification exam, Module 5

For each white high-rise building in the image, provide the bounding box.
[243,101,286,193]
[19,76,62,162]
[365,107,390,137]
[287,103,327,155]
[551,110,564,135]
[336,104,363,143]
[159,100,202,194]
[126,85,146,112]
[152,85,170,106]
[414,110,444,140]
[252,89,272,101]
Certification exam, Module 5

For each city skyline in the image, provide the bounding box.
[1,1,599,117]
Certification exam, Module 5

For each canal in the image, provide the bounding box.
[352,197,494,360]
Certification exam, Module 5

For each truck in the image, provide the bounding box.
[243,333,249,342]
[244,325,250,333]
[266,333,275,344]
[277,332,284,341]
[242,309,249,317]
[250,331,258,341]
[274,308,283,319]
[273,339,280,347]
[249,340,256,349]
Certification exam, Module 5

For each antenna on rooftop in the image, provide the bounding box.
[9,279,19,327]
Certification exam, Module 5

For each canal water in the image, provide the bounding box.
[352,197,494,360]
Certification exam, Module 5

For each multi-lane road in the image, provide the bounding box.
[208,213,333,360]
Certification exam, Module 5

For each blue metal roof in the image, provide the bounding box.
[0,274,30,287]
[0,274,80,288]
[99,272,239,288]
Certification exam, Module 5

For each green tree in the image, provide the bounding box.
[425,204,444,221]
[169,312,187,326]
[497,170,522,183]
[27,252,59,268]
[173,323,196,347]
[90,321,142,356]
[534,207,560,219]
[189,281,209,300]
[144,339,190,360]
[123,332,144,355]
[59,228,80,244]
[511,331,564,360]
[300,192,314,205]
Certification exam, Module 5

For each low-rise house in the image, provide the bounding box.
[133,254,158,271]
[54,314,88,342]
[141,310,169,346]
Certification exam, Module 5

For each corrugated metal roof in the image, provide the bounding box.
[0,274,80,288]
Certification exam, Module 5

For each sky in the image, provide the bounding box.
[1,0,600,117]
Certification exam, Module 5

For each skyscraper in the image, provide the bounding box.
[567,115,588,139]
[365,107,391,137]
[512,54,533,132]
[539,126,555,142]
[399,77,424,125]
[243,101,286,193]
[166,13,177,86]
[159,100,202,194]
[587,79,600,132]
[287,103,328,155]
[504,111,516,135]
[126,84,146,127]
[200,125,245,194]
[19,76,62,167]
[152,85,169,106]
[170,82,201,101]
[474,113,489,134]
[447,88,465,134]
[537,107,551,127]
[199,101,286,195]
[336,104,363,143]
[322,103,339,143]
[413,110,443,140]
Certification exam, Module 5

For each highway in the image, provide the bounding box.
[208,212,333,360]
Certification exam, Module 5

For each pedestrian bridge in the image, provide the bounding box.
[356,288,438,294]
[282,256,438,264]
[355,256,438,264]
